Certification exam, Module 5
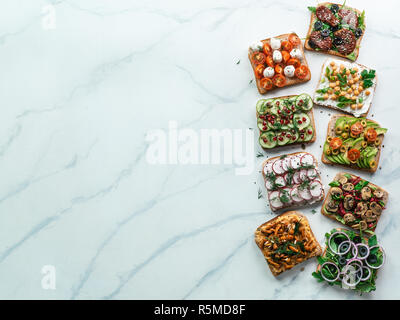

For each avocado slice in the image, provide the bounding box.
[375,128,387,135]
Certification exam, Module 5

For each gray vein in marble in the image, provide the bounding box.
[0,124,21,158]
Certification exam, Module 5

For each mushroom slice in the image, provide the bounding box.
[359,221,368,231]
[344,195,355,210]
[338,175,348,185]
[331,187,343,198]
[344,213,356,224]
[373,188,385,199]
[326,200,339,213]
[362,209,374,221]
[342,183,354,192]
[361,186,372,200]
[356,202,368,215]
[369,202,383,216]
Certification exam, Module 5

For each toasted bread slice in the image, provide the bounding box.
[248,33,311,94]
[313,58,377,118]
[321,172,389,233]
[257,94,316,150]
[262,152,325,212]
[321,114,386,173]
[305,2,366,61]
[255,211,322,276]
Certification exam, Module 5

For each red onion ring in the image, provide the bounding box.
[355,243,369,260]
[320,262,340,283]
[359,266,371,281]
[365,245,386,269]
[337,240,352,256]
[341,263,362,287]
[328,231,350,255]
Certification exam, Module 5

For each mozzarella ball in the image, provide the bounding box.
[263,67,275,78]
[270,38,281,50]
[290,48,302,59]
[272,50,282,63]
[284,65,295,78]
[250,41,263,51]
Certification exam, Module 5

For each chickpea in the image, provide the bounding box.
[346,69,351,75]
[345,94,351,99]
[334,86,340,91]
[330,61,335,67]
[328,89,333,94]
[352,67,358,72]
[351,84,356,90]
[359,85,364,91]
[347,88,353,94]
[329,83,335,88]
[357,103,363,109]
[349,80,354,85]
[330,95,337,100]
[351,104,357,110]
[354,90,359,96]
[336,81,340,86]
[365,90,371,96]
[340,91,346,96]
[340,64,345,70]
[323,93,329,100]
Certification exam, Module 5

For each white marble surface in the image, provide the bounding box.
[0,0,399,300]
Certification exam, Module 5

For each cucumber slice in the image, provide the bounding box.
[259,132,277,149]
[303,125,314,142]
[296,94,313,111]
[257,119,269,132]
[256,99,267,114]
[289,131,299,143]
[293,113,311,130]
[277,134,290,146]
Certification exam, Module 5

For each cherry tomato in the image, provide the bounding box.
[295,65,309,79]
[255,64,265,79]
[272,74,286,87]
[351,122,364,136]
[365,128,377,142]
[329,137,343,150]
[281,41,293,52]
[348,148,361,161]
[275,63,284,74]
[266,55,275,68]
[281,50,290,63]
[288,33,301,46]
[251,52,266,65]
[260,78,273,90]
[287,58,301,68]
[263,42,272,56]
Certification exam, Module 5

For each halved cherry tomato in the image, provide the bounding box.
[266,55,275,68]
[295,65,309,79]
[350,122,364,136]
[288,33,301,46]
[329,137,343,150]
[365,128,377,142]
[281,40,293,52]
[348,148,361,161]
[263,42,272,56]
[287,58,301,68]
[281,50,290,63]
[255,64,265,79]
[251,52,266,65]
[272,74,286,87]
[275,63,284,74]
[260,78,273,90]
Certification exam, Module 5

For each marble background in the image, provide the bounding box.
[0,0,399,299]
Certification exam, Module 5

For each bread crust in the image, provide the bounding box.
[257,94,316,150]
[321,172,389,232]
[321,114,385,173]
[248,33,311,94]
[262,152,325,212]
[304,2,366,61]
[255,211,322,276]
[313,58,378,117]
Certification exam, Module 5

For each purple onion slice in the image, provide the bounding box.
[365,245,386,269]
[320,262,340,283]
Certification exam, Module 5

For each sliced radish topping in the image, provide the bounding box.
[282,156,292,172]
[269,190,283,209]
[309,180,323,198]
[293,171,301,184]
[299,169,308,182]
[280,188,293,205]
[290,187,303,203]
[284,172,292,185]
[298,187,312,201]
[275,176,286,188]
[300,153,315,167]
[272,159,285,175]
[265,179,274,191]
[290,156,302,170]
[263,162,273,175]
[307,168,318,180]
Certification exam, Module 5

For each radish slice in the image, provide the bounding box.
[275,176,286,188]
[309,180,323,198]
[290,187,303,203]
[280,188,292,205]
[263,162,274,175]
[307,168,318,180]
[265,179,274,191]
[298,187,312,201]
[284,172,292,185]
[269,190,283,210]
[283,156,292,172]
[293,171,301,184]
[272,160,285,175]
[300,153,315,167]
[290,156,302,170]
[299,169,308,182]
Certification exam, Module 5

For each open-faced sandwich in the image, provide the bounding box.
[322,172,388,234]
[262,152,324,212]
[255,211,322,276]
[314,58,377,117]
[249,33,311,94]
[257,94,316,149]
[305,2,366,61]
[322,115,387,172]
[313,229,385,293]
